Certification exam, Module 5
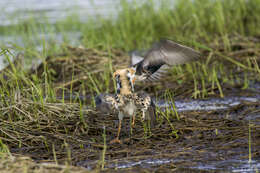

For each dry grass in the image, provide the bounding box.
[0,154,91,173]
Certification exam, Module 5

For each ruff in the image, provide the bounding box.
[107,68,155,144]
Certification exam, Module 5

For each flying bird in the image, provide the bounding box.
[130,39,201,82]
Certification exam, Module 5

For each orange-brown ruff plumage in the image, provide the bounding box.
[106,68,155,144]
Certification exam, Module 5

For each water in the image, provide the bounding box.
[0,0,119,26]
[0,0,169,26]
[192,160,260,172]
[78,154,260,172]
[157,95,260,112]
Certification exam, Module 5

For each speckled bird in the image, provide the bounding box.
[98,68,156,144]
[96,39,201,144]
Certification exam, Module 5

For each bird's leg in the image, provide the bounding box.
[129,114,135,138]
[110,120,122,144]
[131,114,135,128]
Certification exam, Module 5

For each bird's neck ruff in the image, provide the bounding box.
[113,68,136,96]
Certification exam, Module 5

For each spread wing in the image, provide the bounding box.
[133,39,201,82]
[129,50,146,66]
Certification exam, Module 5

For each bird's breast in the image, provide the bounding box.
[122,101,136,116]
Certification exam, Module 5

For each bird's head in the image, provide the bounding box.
[113,68,136,84]
[132,61,149,81]
[113,68,136,94]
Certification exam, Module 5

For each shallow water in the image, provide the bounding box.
[108,159,260,172]
[0,31,82,69]
[194,160,260,172]
[78,152,260,172]
[157,95,260,111]
[0,0,119,26]
[0,0,168,26]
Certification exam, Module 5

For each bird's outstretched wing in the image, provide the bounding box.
[132,39,201,82]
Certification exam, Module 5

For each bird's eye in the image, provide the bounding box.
[126,70,131,77]
[114,74,120,79]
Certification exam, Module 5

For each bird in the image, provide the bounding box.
[130,39,201,82]
[96,68,156,144]
[95,39,201,144]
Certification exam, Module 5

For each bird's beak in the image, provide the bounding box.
[132,77,136,84]
[129,68,136,84]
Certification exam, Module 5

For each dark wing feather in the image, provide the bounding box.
[134,39,201,81]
